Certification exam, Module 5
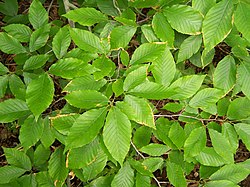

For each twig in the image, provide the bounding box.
[63,0,76,27]
[113,0,121,15]
[116,49,122,79]
[130,141,145,159]
[47,0,54,14]
[66,176,71,187]
[130,141,162,187]
[154,114,226,122]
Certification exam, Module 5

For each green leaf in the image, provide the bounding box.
[70,28,104,53]
[192,0,216,16]
[128,159,153,177]
[28,0,48,29]
[234,2,250,42]
[123,65,148,92]
[3,148,31,170]
[66,108,107,150]
[169,122,186,149]
[49,58,97,79]
[3,24,32,42]
[141,25,159,43]
[93,55,116,80]
[52,26,71,59]
[189,88,224,114]
[0,75,8,98]
[210,164,249,184]
[227,97,250,120]
[0,0,18,16]
[209,129,234,164]
[63,8,107,26]
[155,118,177,149]
[51,114,80,135]
[222,123,238,154]
[19,116,44,149]
[133,126,151,148]
[0,32,26,54]
[29,24,50,52]
[202,0,234,51]
[0,166,26,184]
[120,50,130,66]
[23,54,50,71]
[213,56,236,93]
[41,117,55,148]
[0,62,9,75]
[26,73,54,119]
[177,35,202,63]
[135,173,151,187]
[117,95,155,129]
[167,161,187,187]
[195,147,227,167]
[162,102,184,112]
[33,144,51,167]
[36,172,54,187]
[110,26,137,49]
[234,123,250,151]
[151,47,176,86]
[65,90,109,109]
[140,143,170,156]
[184,126,206,159]
[111,162,134,187]
[9,74,26,100]
[103,107,131,165]
[167,75,206,100]
[152,12,174,47]
[63,75,106,92]
[128,81,170,100]
[130,43,166,65]
[163,5,203,35]
[0,99,30,123]
[68,138,100,169]
[205,180,239,187]
[112,79,124,97]
[81,147,108,181]
[237,62,250,100]
[143,157,164,172]
[48,147,68,186]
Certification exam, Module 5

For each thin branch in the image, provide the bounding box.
[113,0,122,15]
[153,176,162,187]
[130,141,145,159]
[63,0,76,27]
[116,49,122,79]
[130,141,162,187]
[47,0,54,14]
[154,114,226,122]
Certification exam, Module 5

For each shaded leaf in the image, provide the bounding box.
[0,166,26,184]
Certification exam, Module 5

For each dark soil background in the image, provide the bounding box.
[0,0,250,186]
